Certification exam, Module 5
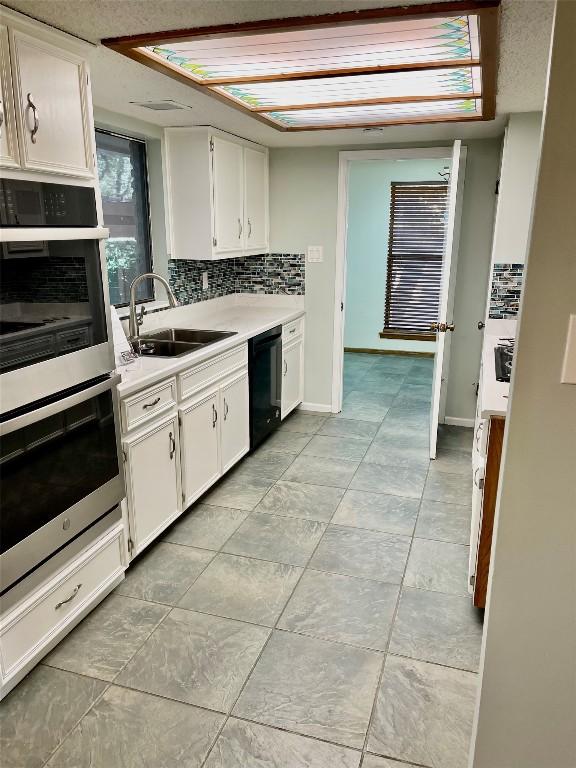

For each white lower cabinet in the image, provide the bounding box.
[123,413,181,556]
[179,387,221,508]
[282,336,304,419]
[220,371,249,474]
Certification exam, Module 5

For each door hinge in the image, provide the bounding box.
[212,237,217,247]
[209,137,214,152]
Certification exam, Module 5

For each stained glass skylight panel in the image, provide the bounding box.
[105,2,498,131]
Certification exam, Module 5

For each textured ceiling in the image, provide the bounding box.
[1,0,554,146]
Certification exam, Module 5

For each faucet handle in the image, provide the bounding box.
[137,305,147,327]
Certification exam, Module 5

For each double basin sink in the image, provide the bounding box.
[132,328,237,358]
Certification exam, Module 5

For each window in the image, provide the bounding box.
[95,130,153,306]
[381,182,448,341]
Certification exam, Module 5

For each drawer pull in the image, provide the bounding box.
[143,397,161,410]
[169,431,176,459]
[289,328,296,335]
[55,583,82,610]
[283,359,288,376]
[224,398,229,420]
[212,403,218,428]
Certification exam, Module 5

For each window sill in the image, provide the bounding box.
[114,300,170,320]
[379,330,436,342]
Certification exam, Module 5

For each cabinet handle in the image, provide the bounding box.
[289,328,296,335]
[283,359,288,376]
[475,422,484,449]
[212,403,218,428]
[247,218,252,238]
[474,467,484,489]
[169,431,176,459]
[26,93,40,144]
[238,218,242,239]
[55,584,82,610]
[143,397,161,409]
[224,398,229,420]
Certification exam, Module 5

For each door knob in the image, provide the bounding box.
[432,322,455,333]
[444,323,455,332]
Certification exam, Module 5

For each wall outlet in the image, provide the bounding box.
[307,245,324,263]
[202,271,209,291]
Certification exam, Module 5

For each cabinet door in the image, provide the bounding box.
[212,136,244,254]
[124,415,180,556]
[179,387,220,508]
[282,338,303,419]
[0,26,19,169]
[244,147,268,251]
[10,30,93,177]
[220,372,249,474]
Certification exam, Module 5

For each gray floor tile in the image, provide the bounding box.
[233,630,382,749]
[437,424,474,453]
[256,480,345,522]
[303,435,372,462]
[404,538,470,596]
[179,553,302,626]
[367,656,477,768]
[395,382,432,402]
[258,430,312,454]
[116,608,269,712]
[415,499,472,545]
[44,595,168,681]
[46,686,224,768]
[202,473,273,511]
[310,526,410,584]
[432,448,473,475]
[278,569,399,650]
[223,513,326,566]
[0,666,106,768]
[362,756,418,768]
[163,504,249,550]
[350,463,427,500]
[283,455,360,488]
[280,412,328,434]
[115,543,213,604]
[237,451,295,480]
[389,587,483,671]
[375,424,429,449]
[363,441,430,471]
[423,470,472,506]
[319,418,379,440]
[334,402,390,423]
[332,490,419,536]
[344,391,397,407]
[204,717,361,768]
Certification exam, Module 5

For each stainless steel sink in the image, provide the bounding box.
[132,328,237,358]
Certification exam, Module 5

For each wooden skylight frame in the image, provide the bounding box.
[103,1,500,132]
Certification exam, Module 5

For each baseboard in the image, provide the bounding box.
[444,416,475,428]
[344,347,434,358]
[299,402,332,413]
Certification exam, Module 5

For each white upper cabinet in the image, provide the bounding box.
[10,30,93,177]
[0,25,19,169]
[212,136,245,254]
[244,146,269,251]
[164,128,269,260]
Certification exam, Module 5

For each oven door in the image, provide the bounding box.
[0,375,124,593]
[0,236,114,413]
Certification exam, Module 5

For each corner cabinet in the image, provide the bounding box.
[164,128,269,261]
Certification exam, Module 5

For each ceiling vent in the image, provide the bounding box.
[129,100,191,111]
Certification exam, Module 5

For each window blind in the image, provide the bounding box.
[383,181,448,338]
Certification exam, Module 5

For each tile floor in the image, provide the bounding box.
[0,353,482,768]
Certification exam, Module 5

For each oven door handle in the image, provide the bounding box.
[0,374,120,436]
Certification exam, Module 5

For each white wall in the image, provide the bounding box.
[491,112,542,265]
[345,158,447,355]
[471,3,576,765]
[269,138,501,420]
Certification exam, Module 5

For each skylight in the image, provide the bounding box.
[104,2,499,131]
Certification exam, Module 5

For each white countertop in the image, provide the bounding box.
[114,294,305,398]
[480,333,512,419]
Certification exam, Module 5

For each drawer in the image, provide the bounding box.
[282,317,304,341]
[57,326,91,353]
[0,524,124,683]
[122,378,176,432]
[179,344,247,401]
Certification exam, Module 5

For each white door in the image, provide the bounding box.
[220,372,249,474]
[10,30,92,177]
[179,387,220,508]
[212,136,244,253]
[282,338,303,418]
[244,147,268,250]
[429,140,467,458]
[0,26,19,169]
[124,415,180,556]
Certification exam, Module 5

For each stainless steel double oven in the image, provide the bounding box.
[0,178,124,594]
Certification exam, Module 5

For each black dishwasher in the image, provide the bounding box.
[248,326,282,450]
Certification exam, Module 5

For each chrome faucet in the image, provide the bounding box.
[128,273,179,339]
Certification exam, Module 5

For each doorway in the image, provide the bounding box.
[332,144,466,458]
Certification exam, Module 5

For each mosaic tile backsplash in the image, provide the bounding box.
[169,253,305,305]
[489,263,524,319]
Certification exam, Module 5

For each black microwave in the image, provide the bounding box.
[0,179,98,227]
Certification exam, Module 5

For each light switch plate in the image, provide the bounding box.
[202,271,209,291]
[561,314,576,384]
[307,245,323,263]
